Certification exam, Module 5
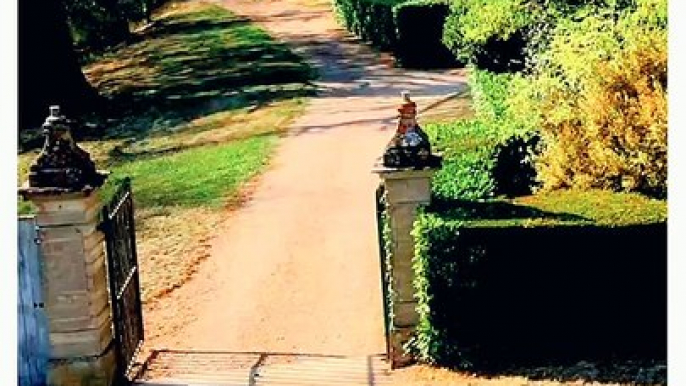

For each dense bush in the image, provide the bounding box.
[409,206,666,381]
[442,0,534,71]
[393,1,459,68]
[402,3,668,381]
[333,0,401,49]
[424,117,538,200]
[437,1,668,198]
[333,0,458,68]
[513,0,668,197]
[424,68,540,200]
[424,119,499,200]
[441,0,638,71]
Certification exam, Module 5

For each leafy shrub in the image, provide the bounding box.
[491,134,541,197]
[424,118,537,201]
[393,1,459,68]
[441,0,637,72]
[333,0,401,49]
[410,206,667,378]
[442,0,536,71]
[424,119,500,200]
[333,0,458,68]
[423,68,543,200]
[517,0,668,197]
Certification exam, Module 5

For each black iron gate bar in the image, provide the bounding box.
[101,177,144,383]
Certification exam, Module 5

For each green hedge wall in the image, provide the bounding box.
[393,1,459,68]
[333,0,458,68]
[424,119,499,201]
[410,208,666,382]
[333,0,399,49]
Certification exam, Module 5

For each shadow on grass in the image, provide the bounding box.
[141,16,252,39]
[20,3,316,151]
[428,197,592,224]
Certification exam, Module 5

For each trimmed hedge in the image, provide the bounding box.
[333,0,400,49]
[393,1,458,68]
[410,207,666,382]
[333,0,458,68]
[424,119,499,201]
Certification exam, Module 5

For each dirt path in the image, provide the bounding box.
[135,0,472,382]
[142,0,465,355]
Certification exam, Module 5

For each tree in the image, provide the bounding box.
[65,0,132,50]
[19,0,101,134]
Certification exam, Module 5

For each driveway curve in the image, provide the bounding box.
[142,0,466,361]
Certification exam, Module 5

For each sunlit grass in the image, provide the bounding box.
[108,135,275,209]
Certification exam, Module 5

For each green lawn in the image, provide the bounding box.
[107,135,274,209]
[19,0,316,214]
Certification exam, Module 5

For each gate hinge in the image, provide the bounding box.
[33,225,42,245]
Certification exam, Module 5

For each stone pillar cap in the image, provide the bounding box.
[372,157,441,178]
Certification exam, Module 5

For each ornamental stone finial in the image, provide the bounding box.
[23,106,107,192]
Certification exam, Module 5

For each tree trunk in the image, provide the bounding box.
[18,0,101,133]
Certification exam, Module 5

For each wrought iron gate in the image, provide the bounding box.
[101,178,144,383]
[375,183,391,360]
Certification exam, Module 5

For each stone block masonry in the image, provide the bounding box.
[373,167,436,368]
[22,190,116,386]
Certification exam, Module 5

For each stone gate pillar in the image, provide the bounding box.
[373,167,436,368]
[19,107,114,386]
[373,92,441,368]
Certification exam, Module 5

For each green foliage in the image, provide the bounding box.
[469,69,525,128]
[517,0,668,197]
[67,0,166,52]
[423,119,499,200]
[409,205,666,371]
[423,69,540,200]
[333,0,456,68]
[406,0,668,371]
[393,1,458,68]
[436,0,668,198]
[409,210,469,366]
[332,0,401,49]
[442,0,535,70]
[441,0,637,71]
[381,196,396,329]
